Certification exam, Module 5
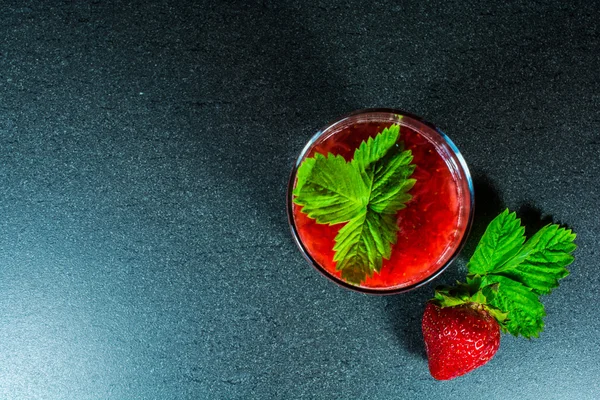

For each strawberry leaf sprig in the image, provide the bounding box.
[434,209,577,338]
[293,124,416,285]
[423,210,577,380]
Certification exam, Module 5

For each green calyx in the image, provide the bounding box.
[293,123,416,285]
[433,209,577,338]
[432,276,508,325]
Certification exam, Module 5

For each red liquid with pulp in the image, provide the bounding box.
[292,119,467,290]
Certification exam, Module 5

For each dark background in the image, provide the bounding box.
[1,1,599,399]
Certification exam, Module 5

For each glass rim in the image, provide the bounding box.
[287,108,475,295]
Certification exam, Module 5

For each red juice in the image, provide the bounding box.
[288,111,473,294]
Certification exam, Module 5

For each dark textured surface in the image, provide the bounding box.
[1,1,599,398]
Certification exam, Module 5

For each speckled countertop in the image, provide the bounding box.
[0,1,599,399]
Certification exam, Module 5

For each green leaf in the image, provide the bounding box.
[333,210,399,284]
[293,153,368,225]
[467,210,576,296]
[351,125,401,172]
[441,209,577,339]
[293,124,417,285]
[351,125,416,215]
[467,209,525,275]
[493,224,576,295]
[369,150,416,214]
[481,275,546,338]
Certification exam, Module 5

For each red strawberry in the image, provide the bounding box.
[422,302,500,380]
